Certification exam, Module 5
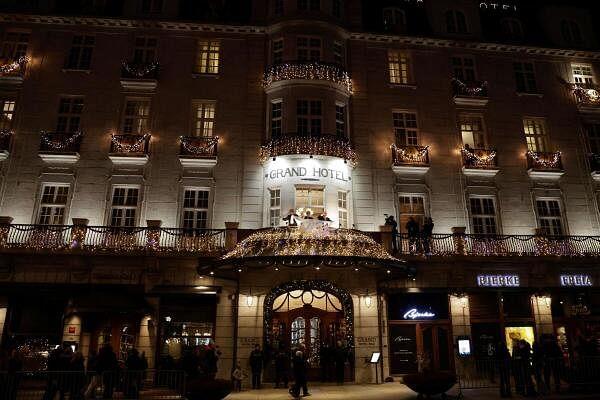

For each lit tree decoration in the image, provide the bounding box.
[121,60,159,79]
[0,56,29,75]
[40,131,82,151]
[461,147,497,167]
[391,144,429,165]
[259,135,358,167]
[263,61,353,94]
[180,136,219,156]
[526,150,562,169]
[452,78,488,97]
[111,133,150,153]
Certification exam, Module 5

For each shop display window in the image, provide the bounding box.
[505,326,535,355]
[162,321,214,360]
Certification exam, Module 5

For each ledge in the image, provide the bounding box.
[577,105,600,114]
[392,165,430,178]
[179,156,218,170]
[0,75,23,86]
[454,96,489,107]
[388,83,417,90]
[0,150,9,161]
[109,154,149,167]
[528,169,564,181]
[120,79,157,92]
[39,152,80,165]
[591,171,600,182]
[462,167,499,177]
[516,92,543,98]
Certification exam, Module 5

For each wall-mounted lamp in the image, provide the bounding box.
[364,290,373,308]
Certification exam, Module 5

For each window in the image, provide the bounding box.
[452,57,476,82]
[141,0,163,13]
[65,35,95,70]
[182,188,210,230]
[523,118,548,152]
[110,187,139,227]
[1,31,29,60]
[0,100,16,130]
[37,185,69,225]
[536,199,564,236]
[469,197,497,235]
[297,36,321,62]
[561,20,583,46]
[192,101,216,137]
[194,40,220,74]
[514,62,538,93]
[270,100,282,138]
[445,10,468,34]
[572,63,594,85]
[335,103,347,137]
[295,187,324,217]
[338,191,348,228]
[383,8,406,31]
[393,111,418,146]
[333,41,344,66]
[132,36,157,64]
[56,97,84,133]
[332,0,341,18]
[122,99,150,134]
[269,189,281,227]
[398,195,425,234]
[501,18,523,40]
[298,0,320,11]
[291,317,305,346]
[388,51,410,85]
[274,0,284,16]
[297,100,322,136]
[586,124,600,154]
[272,39,283,65]
[460,115,486,148]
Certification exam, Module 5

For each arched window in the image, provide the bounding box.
[561,20,583,45]
[383,7,406,32]
[500,18,523,40]
[445,10,468,34]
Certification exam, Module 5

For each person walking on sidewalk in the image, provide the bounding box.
[290,347,310,398]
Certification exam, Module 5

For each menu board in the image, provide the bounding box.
[389,325,417,374]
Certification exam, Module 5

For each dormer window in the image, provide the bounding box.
[561,20,583,46]
[445,10,468,34]
[383,7,407,32]
[501,18,523,40]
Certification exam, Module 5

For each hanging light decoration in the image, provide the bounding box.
[259,135,357,167]
[526,150,562,169]
[391,144,429,164]
[461,147,497,167]
[121,60,159,79]
[0,56,29,75]
[180,136,219,156]
[263,61,353,94]
[571,83,600,105]
[40,131,82,151]
[452,78,488,97]
[111,133,150,153]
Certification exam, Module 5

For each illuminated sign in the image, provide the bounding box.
[477,274,520,287]
[402,308,436,320]
[266,166,350,183]
[479,2,517,11]
[458,339,471,356]
[560,274,593,287]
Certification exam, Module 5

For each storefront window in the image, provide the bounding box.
[505,326,535,355]
[119,324,136,360]
[162,321,214,360]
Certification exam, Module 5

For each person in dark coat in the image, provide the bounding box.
[334,340,346,385]
[96,344,119,399]
[532,341,546,394]
[319,342,332,382]
[6,349,22,400]
[543,337,563,393]
[69,351,85,400]
[496,341,512,398]
[384,215,398,252]
[421,217,434,254]
[405,217,420,252]
[43,346,63,400]
[125,348,145,399]
[290,348,309,398]
[249,344,264,389]
[274,346,289,388]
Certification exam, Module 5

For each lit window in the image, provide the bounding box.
[297,100,322,136]
[297,36,321,62]
[192,101,216,137]
[445,10,468,34]
[56,97,84,133]
[194,40,220,74]
[523,118,548,152]
[65,35,95,70]
[182,188,210,230]
[452,57,476,82]
[272,39,284,65]
[110,187,140,227]
[460,114,486,148]
[333,41,344,66]
[1,31,29,60]
[291,317,305,346]
[469,197,497,235]
[132,36,157,64]
[514,62,538,93]
[269,189,281,227]
[393,111,418,146]
[536,199,564,236]
[141,0,163,13]
[270,100,282,138]
[572,63,594,85]
[122,99,150,134]
[388,51,410,84]
[561,20,583,46]
[383,7,406,32]
[338,191,348,229]
[398,195,425,234]
[0,100,16,130]
[37,184,69,225]
[296,187,324,217]
[335,103,347,137]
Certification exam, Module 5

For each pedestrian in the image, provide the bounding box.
[334,340,346,385]
[249,344,264,389]
[96,344,119,399]
[543,336,563,393]
[42,346,62,400]
[283,209,300,226]
[6,349,22,400]
[532,340,546,394]
[384,215,398,252]
[274,345,289,388]
[125,348,145,399]
[496,341,512,398]
[319,342,331,382]
[422,217,434,254]
[84,349,100,399]
[406,216,420,253]
[290,347,309,398]
[231,361,246,392]
[69,351,85,400]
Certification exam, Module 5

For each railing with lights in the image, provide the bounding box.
[571,82,600,106]
[179,136,218,158]
[461,147,498,169]
[110,134,150,155]
[259,133,357,166]
[263,61,353,93]
[121,60,159,80]
[394,232,600,257]
[0,56,29,77]
[39,131,82,153]
[0,129,12,152]
[526,150,563,171]
[452,78,488,98]
[0,224,225,254]
[391,144,430,166]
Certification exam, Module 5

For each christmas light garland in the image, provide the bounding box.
[391,144,429,164]
[0,128,13,138]
[180,136,219,156]
[263,62,353,94]
[526,150,562,169]
[452,78,488,97]
[40,131,82,151]
[259,135,358,167]
[0,56,29,75]
[571,84,600,105]
[122,60,159,79]
[111,133,150,153]
[461,147,497,167]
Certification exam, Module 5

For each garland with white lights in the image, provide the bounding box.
[461,147,497,167]
[259,135,358,167]
[122,60,159,79]
[452,78,488,97]
[40,131,82,151]
[526,150,562,169]
[571,84,600,105]
[0,56,29,75]
[180,136,219,156]
[263,61,353,93]
[391,143,429,164]
[0,128,12,138]
[111,133,150,153]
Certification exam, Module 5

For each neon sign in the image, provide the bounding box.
[403,308,436,320]
[560,274,593,287]
[477,274,520,287]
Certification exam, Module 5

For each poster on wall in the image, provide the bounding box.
[389,325,417,375]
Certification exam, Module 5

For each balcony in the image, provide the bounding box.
[38,131,82,165]
[526,150,564,181]
[263,61,353,95]
[120,60,159,91]
[178,136,218,169]
[452,78,489,107]
[461,147,499,177]
[108,134,150,167]
[590,154,600,181]
[0,129,12,161]
[0,56,29,86]
[571,83,600,113]
[259,134,357,166]
[391,144,430,178]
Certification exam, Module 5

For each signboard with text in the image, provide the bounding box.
[560,274,593,287]
[477,274,520,287]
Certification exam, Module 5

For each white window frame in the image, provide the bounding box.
[0,99,16,130]
[397,194,427,234]
[572,63,595,85]
[388,50,411,85]
[535,198,565,236]
[122,97,151,135]
[459,113,486,149]
[37,184,70,225]
[109,185,140,227]
[133,36,157,64]
[468,196,499,235]
[181,187,211,230]
[523,117,548,152]
[514,61,538,94]
[561,20,583,45]
[272,38,284,65]
[335,102,347,137]
[338,191,348,229]
[452,56,476,82]
[297,99,322,136]
[56,96,84,133]
[393,110,419,146]
[269,188,281,227]
[65,35,95,70]
[191,100,216,137]
[297,36,321,62]
[501,18,523,39]
[295,186,325,217]
[333,41,344,66]
[270,99,283,138]
[194,40,220,75]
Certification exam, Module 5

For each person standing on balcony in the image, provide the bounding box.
[422,217,434,255]
[384,215,398,252]
[406,217,420,253]
[283,209,300,227]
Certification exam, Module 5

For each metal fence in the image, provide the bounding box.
[0,369,185,400]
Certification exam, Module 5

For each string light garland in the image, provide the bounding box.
[452,78,488,97]
[391,144,429,164]
[111,133,150,153]
[259,135,358,167]
[461,147,497,167]
[0,56,29,75]
[180,136,219,156]
[122,60,159,79]
[263,62,353,94]
[526,150,562,169]
[571,83,600,105]
[40,131,82,151]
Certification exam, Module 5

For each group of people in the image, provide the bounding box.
[385,215,435,254]
[283,209,333,227]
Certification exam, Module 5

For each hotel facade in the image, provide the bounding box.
[0,0,599,383]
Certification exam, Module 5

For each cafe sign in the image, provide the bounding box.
[477,274,520,287]
[402,308,436,320]
[560,274,593,287]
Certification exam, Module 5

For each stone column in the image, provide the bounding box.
[63,314,82,347]
[146,220,162,250]
[532,295,553,337]
[353,288,381,384]
[0,216,13,247]
[236,285,263,387]
[137,315,156,368]
[452,227,467,255]
[449,294,471,373]
[225,222,239,251]
[70,218,89,249]
[379,225,393,253]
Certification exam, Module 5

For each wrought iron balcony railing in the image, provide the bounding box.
[263,61,353,93]
[461,147,498,169]
[179,136,218,158]
[0,129,12,152]
[121,60,159,80]
[39,131,82,153]
[259,133,357,166]
[570,82,600,106]
[109,134,150,155]
[391,144,430,166]
[526,150,563,171]
[0,56,29,77]
[452,78,488,98]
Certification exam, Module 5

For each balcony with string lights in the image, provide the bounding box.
[391,144,430,178]
[262,61,353,96]
[526,150,564,181]
[570,82,600,113]
[178,136,219,170]
[38,131,82,165]
[452,78,489,106]
[120,60,159,91]
[461,147,499,177]
[108,133,151,167]
[0,56,29,86]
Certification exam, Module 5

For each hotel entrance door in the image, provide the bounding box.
[421,324,452,372]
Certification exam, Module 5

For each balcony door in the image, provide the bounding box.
[295,187,324,218]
